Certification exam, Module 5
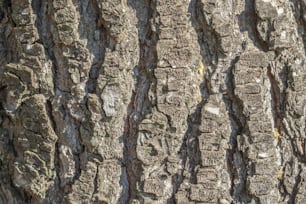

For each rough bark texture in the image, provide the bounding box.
[0,0,306,203]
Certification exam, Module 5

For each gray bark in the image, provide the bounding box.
[0,0,306,203]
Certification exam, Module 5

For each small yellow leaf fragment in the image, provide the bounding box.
[197,94,202,103]
[194,86,202,103]
[277,169,284,180]
[274,128,282,140]
[197,61,204,76]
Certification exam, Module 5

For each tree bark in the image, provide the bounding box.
[0,0,306,203]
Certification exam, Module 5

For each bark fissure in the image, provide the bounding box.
[122,91,137,202]
[239,0,269,52]
[289,164,302,203]
[77,0,105,94]
[223,56,254,203]
[122,1,159,202]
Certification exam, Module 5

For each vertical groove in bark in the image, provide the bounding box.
[194,0,221,68]
[122,91,137,202]
[78,0,105,94]
[289,165,302,203]
[239,0,269,51]
[0,1,20,201]
[123,0,158,202]
[224,56,254,203]
[267,62,288,199]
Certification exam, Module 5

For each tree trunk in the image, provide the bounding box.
[0,0,306,203]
